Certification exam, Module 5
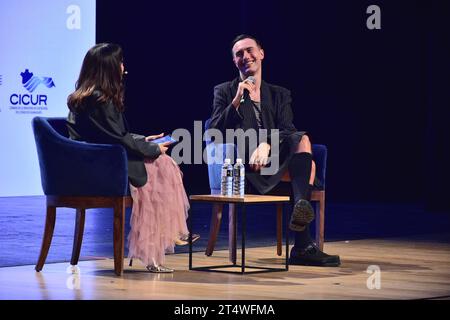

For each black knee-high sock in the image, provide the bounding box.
[289,152,313,203]
[294,224,313,249]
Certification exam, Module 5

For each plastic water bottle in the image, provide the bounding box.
[233,158,245,197]
[221,158,233,196]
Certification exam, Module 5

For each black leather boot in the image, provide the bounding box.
[289,199,315,231]
[289,243,341,267]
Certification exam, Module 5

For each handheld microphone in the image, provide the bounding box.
[240,76,255,104]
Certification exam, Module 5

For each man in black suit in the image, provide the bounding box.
[210,34,340,266]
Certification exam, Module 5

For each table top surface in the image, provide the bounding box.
[189,194,290,203]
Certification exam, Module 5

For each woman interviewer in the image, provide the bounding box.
[66,43,197,273]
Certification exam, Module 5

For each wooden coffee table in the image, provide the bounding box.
[188,194,290,274]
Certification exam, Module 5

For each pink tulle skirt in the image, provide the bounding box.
[127,154,189,266]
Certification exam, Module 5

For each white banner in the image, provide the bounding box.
[0,0,96,196]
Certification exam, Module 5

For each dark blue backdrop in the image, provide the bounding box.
[96,0,450,211]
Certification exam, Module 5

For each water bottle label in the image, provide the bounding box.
[233,168,245,176]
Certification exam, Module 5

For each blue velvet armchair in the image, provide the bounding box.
[32,117,132,276]
[204,119,327,262]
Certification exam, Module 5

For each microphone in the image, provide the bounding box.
[240,76,255,104]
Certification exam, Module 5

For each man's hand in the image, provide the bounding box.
[232,78,256,108]
[158,141,171,154]
[249,142,271,171]
[145,133,164,142]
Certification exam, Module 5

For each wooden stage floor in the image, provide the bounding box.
[1,237,449,300]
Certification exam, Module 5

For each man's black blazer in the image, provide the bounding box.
[66,91,161,187]
[210,77,307,194]
[210,77,298,144]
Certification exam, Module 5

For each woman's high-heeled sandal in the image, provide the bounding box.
[146,265,174,273]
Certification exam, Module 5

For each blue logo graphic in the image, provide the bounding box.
[20,69,55,93]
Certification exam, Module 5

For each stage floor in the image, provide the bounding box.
[2,197,450,268]
[1,237,449,300]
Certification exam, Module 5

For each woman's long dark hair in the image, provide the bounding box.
[68,43,124,112]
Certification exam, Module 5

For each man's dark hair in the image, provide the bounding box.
[230,34,263,54]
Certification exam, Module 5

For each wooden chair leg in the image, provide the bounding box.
[276,203,283,256]
[113,198,125,276]
[70,208,86,265]
[229,204,237,264]
[205,203,223,256]
[315,193,325,251]
[35,206,56,272]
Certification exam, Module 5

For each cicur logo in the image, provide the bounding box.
[9,69,55,106]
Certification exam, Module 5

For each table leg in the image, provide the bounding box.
[285,203,289,270]
[241,204,246,274]
[188,205,192,270]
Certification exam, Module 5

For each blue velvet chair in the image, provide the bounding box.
[204,119,327,263]
[32,117,132,276]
